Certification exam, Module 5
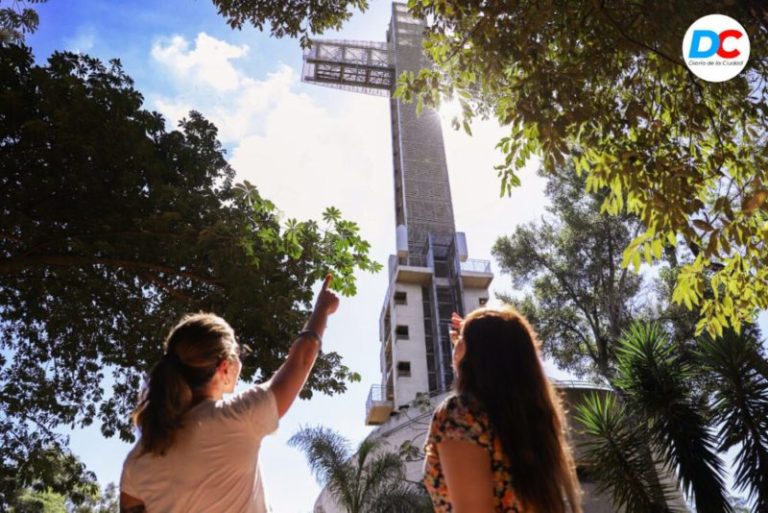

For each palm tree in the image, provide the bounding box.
[697,327,768,512]
[288,426,432,513]
[576,393,675,513]
[577,321,748,512]
[613,322,732,513]
[578,321,768,512]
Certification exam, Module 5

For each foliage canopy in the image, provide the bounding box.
[399,0,768,337]
[210,0,369,48]
[0,43,380,503]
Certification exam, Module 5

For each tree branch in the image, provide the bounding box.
[555,317,600,365]
[0,254,223,288]
[0,230,23,244]
[594,0,685,68]
[139,272,196,305]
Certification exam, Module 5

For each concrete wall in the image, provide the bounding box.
[462,286,490,314]
[390,283,428,408]
[382,282,492,410]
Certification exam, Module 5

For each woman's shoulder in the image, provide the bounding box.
[122,441,143,466]
[436,392,485,414]
[429,393,492,447]
[213,384,279,435]
[221,384,274,411]
[434,393,488,425]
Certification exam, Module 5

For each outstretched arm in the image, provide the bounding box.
[267,274,339,418]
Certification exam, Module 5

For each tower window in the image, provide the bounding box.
[394,291,407,305]
[397,361,411,377]
[395,325,409,339]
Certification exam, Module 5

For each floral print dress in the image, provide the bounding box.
[423,394,524,513]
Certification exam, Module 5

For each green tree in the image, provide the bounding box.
[492,170,645,380]
[397,0,768,337]
[288,427,432,513]
[10,480,118,513]
[575,394,673,513]
[0,43,380,505]
[9,489,66,513]
[577,322,768,512]
[210,0,368,48]
[698,328,768,512]
[614,323,732,513]
[0,0,46,44]
[5,445,98,511]
[70,482,118,513]
[489,163,768,511]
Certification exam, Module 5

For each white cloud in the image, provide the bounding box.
[64,25,97,54]
[151,33,248,91]
[229,90,392,229]
[147,31,550,512]
[150,34,305,145]
[149,33,393,234]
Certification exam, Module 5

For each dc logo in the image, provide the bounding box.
[688,29,744,59]
[683,14,750,82]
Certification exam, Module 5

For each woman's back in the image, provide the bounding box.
[424,393,528,513]
[121,386,278,513]
[120,278,340,512]
[421,308,581,513]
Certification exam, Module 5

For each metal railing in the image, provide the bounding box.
[367,384,391,403]
[460,258,492,273]
[365,384,394,419]
[552,379,613,392]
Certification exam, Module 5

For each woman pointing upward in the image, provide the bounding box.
[120,274,339,513]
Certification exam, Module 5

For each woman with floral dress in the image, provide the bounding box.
[423,307,582,513]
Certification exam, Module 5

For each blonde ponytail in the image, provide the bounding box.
[131,313,237,456]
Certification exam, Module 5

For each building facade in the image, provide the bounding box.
[302,3,688,512]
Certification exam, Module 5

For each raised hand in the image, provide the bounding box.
[270,273,340,418]
[451,312,463,331]
[450,311,463,345]
[314,273,340,316]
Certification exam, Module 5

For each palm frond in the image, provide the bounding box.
[288,426,356,510]
[575,392,675,513]
[367,482,433,513]
[359,451,406,509]
[698,329,768,511]
[353,434,389,509]
[356,436,386,468]
[290,426,419,513]
[615,322,732,513]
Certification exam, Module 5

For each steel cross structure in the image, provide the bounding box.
[304,8,692,513]
[302,3,484,408]
[303,39,393,96]
[302,3,457,254]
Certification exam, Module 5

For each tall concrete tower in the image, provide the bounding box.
[301,4,689,513]
[302,2,493,419]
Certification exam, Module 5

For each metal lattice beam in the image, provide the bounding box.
[302,39,394,96]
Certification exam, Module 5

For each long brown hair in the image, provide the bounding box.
[131,312,238,456]
[456,306,582,513]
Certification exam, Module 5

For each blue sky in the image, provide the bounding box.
[27,2,551,511]
[24,1,767,511]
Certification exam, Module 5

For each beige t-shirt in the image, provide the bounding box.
[120,385,279,513]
